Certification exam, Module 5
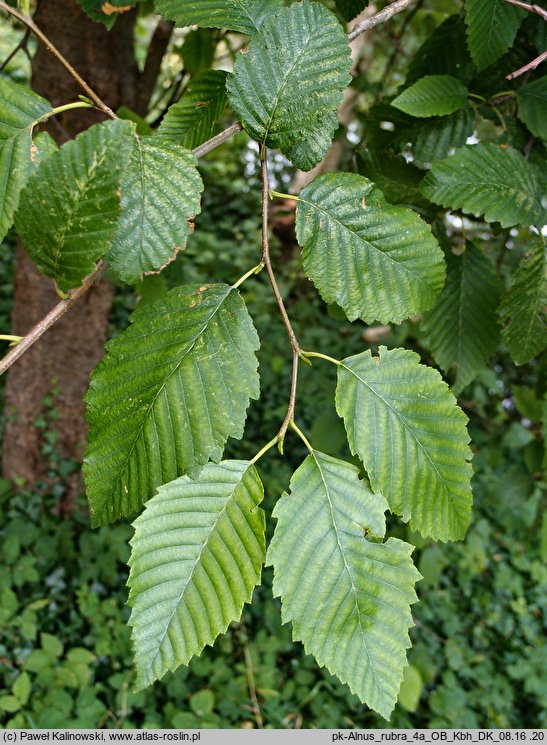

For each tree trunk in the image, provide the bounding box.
[1,0,161,511]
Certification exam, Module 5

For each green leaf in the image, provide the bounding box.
[421,143,546,228]
[517,76,547,140]
[498,239,547,365]
[16,119,134,292]
[421,244,502,393]
[84,284,260,526]
[155,0,283,34]
[226,0,351,148]
[392,75,469,118]
[398,665,423,712]
[296,173,445,324]
[267,451,420,719]
[108,138,203,284]
[336,346,473,541]
[0,78,52,242]
[12,672,31,706]
[406,15,474,86]
[157,71,228,150]
[128,460,265,689]
[181,28,216,78]
[282,112,338,172]
[465,0,525,70]
[335,0,369,22]
[356,149,427,207]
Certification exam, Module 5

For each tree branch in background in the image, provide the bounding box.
[501,0,547,20]
[0,27,31,72]
[134,19,175,116]
[348,0,416,41]
[507,50,547,80]
[0,0,117,119]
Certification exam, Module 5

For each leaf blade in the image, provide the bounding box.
[336,346,473,541]
[392,75,469,118]
[128,460,265,688]
[421,143,546,228]
[226,0,351,148]
[517,76,547,140]
[154,0,283,35]
[296,173,445,324]
[465,0,525,71]
[267,451,420,719]
[84,284,260,526]
[108,138,203,284]
[15,119,134,292]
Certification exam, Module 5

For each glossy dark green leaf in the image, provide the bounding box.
[392,75,469,118]
[155,0,283,34]
[465,0,525,70]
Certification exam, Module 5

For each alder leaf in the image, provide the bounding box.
[282,112,339,172]
[336,346,473,541]
[16,119,134,292]
[392,75,469,118]
[405,15,474,86]
[296,173,445,324]
[226,0,351,148]
[84,284,260,526]
[0,78,52,243]
[108,137,203,284]
[498,239,547,365]
[421,244,502,393]
[517,76,547,140]
[421,143,546,228]
[128,460,265,689]
[154,0,283,35]
[335,0,369,22]
[465,0,525,71]
[157,71,228,150]
[267,451,420,719]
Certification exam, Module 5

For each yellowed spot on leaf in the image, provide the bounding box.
[30,142,38,163]
[101,2,132,14]
[361,197,366,208]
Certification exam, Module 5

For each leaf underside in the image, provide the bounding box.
[267,451,420,719]
[84,284,260,527]
[336,346,473,541]
[498,239,547,365]
[421,143,546,228]
[128,460,265,689]
[226,0,352,148]
[108,137,203,284]
[392,75,469,118]
[157,70,228,150]
[16,119,134,292]
[296,173,445,324]
[0,78,52,243]
[421,244,502,393]
[154,0,283,34]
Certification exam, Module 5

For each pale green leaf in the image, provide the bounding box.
[84,284,260,526]
[108,138,203,284]
[498,239,547,365]
[421,244,502,393]
[392,75,468,118]
[336,346,473,541]
[128,460,265,689]
[267,451,420,719]
[157,70,228,150]
[517,76,547,140]
[0,78,52,242]
[12,672,31,706]
[296,173,445,324]
[398,665,422,712]
[155,0,282,34]
[465,0,525,71]
[16,119,134,292]
[421,143,546,228]
[282,112,338,172]
[226,0,351,148]
[335,0,369,22]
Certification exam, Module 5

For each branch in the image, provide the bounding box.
[506,50,547,79]
[0,263,105,377]
[134,19,175,116]
[0,27,30,73]
[191,121,243,158]
[348,0,416,41]
[501,0,547,20]
[0,0,117,119]
[260,152,301,449]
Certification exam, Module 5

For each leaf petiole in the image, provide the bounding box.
[37,101,95,125]
[289,420,313,454]
[0,334,24,346]
[269,189,299,201]
[249,435,279,465]
[232,262,264,289]
[299,350,342,366]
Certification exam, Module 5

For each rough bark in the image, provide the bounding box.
[1,0,163,511]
